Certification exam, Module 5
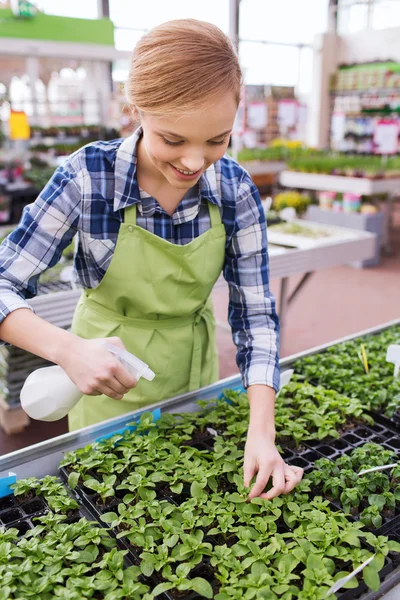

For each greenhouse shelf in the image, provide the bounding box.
[279,171,400,197]
[279,170,399,254]
[1,317,400,598]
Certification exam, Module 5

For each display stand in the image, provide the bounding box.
[279,170,400,254]
[267,219,376,347]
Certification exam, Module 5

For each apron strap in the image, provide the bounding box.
[124,203,138,226]
[208,201,222,228]
[188,299,215,392]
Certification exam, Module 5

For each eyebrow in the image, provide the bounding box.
[158,129,232,140]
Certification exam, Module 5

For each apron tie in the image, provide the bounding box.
[82,295,214,393]
[188,302,214,392]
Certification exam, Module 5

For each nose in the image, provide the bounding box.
[180,152,204,173]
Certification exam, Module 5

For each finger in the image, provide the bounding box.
[282,467,301,493]
[284,465,304,492]
[107,336,126,350]
[288,464,304,477]
[262,463,286,500]
[99,384,125,401]
[248,467,272,500]
[113,362,137,389]
[111,376,132,396]
[110,377,131,394]
[243,456,256,489]
[83,389,102,397]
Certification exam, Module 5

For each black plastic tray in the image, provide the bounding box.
[369,410,400,437]
[0,494,48,528]
[58,427,400,600]
[0,491,94,537]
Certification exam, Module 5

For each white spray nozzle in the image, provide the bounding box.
[386,344,400,378]
[106,344,155,381]
[276,369,294,397]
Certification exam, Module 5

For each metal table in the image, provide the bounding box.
[0,318,399,598]
[267,219,376,345]
[0,319,400,597]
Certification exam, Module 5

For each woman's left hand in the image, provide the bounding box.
[244,430,304,500]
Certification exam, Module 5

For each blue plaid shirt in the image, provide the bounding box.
[0,128,280,391]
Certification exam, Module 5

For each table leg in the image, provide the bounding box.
[279,277,289,348]
[383,194,393,256]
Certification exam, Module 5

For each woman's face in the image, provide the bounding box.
[137,94,238,190]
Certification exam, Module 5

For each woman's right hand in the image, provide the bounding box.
[58,336,137,400]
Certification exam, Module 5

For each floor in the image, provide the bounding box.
[1,202,399,456]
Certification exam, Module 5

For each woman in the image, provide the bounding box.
[0,19,303,499]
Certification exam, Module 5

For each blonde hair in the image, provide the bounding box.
[126,19,242,115]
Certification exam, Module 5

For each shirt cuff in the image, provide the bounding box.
[0,291,33,344]
[241,361,280,393]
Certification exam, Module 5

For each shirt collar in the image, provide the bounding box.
[113,126,221,213]
[138,185,201,225]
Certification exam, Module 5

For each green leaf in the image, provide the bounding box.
[276,553,299,574]
[83,478,98,490]
[337,573,359,589]
[243,504,260,514]
[340,531,361,547]
[370,554,385,571]
[67,471,80,490]
[101,512,118,524]
[251,561,268,578]
[165,534,179,548]
[152,582,174,596]
[191,481,206,499]
[232,543,248,557]
[388,540,400,553]
[363,565,380,591]
[0,587,11,600]
[226,493,246,503]
[140,561,155,577]
[272,585,290,595]
[190,577,213,598]
[170,483,183,494]
[307,528,325,542]
[307,554,325,571]
[76,545,99,563]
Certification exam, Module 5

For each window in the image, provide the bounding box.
[239,0,329,45]
[371,0,400,29]
[110,0,229,51]
[240,42,300,86]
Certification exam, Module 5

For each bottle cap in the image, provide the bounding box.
[143,366,155,381]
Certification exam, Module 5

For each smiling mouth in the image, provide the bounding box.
[174,167,198,175]
[170,164,202,177]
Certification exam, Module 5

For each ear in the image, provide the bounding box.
[131,105,140,123]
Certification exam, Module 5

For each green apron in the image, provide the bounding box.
[68,200,226,431]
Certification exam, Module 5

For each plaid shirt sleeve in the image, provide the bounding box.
[223,171,280,392]
[0,160,81,324]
